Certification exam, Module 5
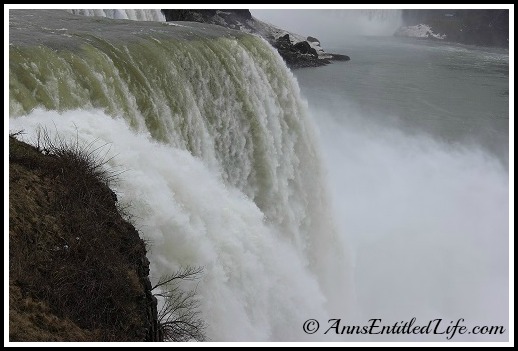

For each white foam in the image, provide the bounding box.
[67,9,166,22]
[9,109,344,341]
[312,104,509,341]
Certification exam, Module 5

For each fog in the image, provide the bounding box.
[313,103,509,340]
[251,9,403,43]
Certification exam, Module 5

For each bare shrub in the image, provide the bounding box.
[153,266,207,342]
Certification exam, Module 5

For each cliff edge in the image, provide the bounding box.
[8,135,159,342]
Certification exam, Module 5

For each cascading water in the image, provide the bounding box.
[67,9,166,22]
[9,9,351,341]
[339,9,403,33]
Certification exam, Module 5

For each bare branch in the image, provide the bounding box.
[151,266,204,291]
[154,266,206,342]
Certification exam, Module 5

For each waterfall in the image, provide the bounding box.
[67,9,166,22]
[328,9,403,36]
[251,9,402,41]
[9,9,350,341]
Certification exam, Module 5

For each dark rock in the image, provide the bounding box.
[307,36,320,44]
[161,9,252,22]
[161,9,351,69]
[279,33,290,42]
[330,53,350,61]
[294,41,317,56]
[272,35,324,69]
[161,9,253,31]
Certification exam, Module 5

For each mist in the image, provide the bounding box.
[251,9,403,43]
[303,99,508,341]
[287,15,509,338]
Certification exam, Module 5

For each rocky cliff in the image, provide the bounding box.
[9,136,159,342]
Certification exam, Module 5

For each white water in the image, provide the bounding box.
[67,9,165,22]
[9,10,351,341]
[10,109,346,341]
[395,24,446,40]
[314,106,509,341]
[293,36,509,341]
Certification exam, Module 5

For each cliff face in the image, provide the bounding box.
[400,9,509,47]
[9,136,159,342]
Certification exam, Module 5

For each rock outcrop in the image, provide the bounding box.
[161,9,350,68]
[306,36,320,45]
[9,136,159,342]
[272,33,326,68]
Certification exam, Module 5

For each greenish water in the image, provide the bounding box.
[296,36,509,168]
[294,35,509,340]
[9,10,345,341]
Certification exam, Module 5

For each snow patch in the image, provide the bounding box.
[249,17,329,59]
[395,24,446,40]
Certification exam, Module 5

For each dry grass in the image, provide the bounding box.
[9,131,152,341]
[9,283,101,341]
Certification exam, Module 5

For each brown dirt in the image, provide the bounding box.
[9,136,156,342]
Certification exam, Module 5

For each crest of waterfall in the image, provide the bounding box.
[67,9,166,22]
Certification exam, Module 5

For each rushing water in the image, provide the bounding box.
[9,9,347,342]
[66,9,165,22]
[9,9,509,342]
[294,35,509,341]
